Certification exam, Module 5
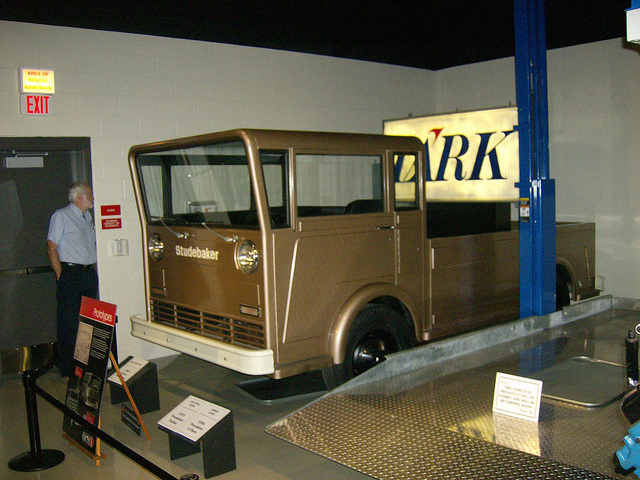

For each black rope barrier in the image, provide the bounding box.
[8,367,181,480]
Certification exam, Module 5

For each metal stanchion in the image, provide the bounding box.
[7,366,182,479]
[8,360,186,480]
[8,369,65,471]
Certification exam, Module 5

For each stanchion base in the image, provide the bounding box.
[8,449,65,472]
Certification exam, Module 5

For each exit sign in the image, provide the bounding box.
[20,95,51,115]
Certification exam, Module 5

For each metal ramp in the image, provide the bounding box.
[267,296,635,479]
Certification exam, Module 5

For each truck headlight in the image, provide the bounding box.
[235,240,259,274]
[148,234,164,261]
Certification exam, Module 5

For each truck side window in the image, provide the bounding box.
[394,153,419,210]
[261,151,290,228]
[296,154,383,217]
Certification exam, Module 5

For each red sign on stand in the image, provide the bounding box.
[62,296,117,456]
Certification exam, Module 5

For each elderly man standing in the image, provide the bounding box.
[47,182,98,378]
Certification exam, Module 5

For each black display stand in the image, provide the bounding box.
[158,396,236,478]
[62,296,117,463]
[108,356,160,414]
[165,413,235,479]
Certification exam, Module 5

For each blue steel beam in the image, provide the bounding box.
[514,0,557,317]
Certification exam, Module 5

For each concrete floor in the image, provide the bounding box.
[4,297,628,480]
[0,355,370,480]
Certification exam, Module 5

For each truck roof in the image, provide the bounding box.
[130,128,425,156]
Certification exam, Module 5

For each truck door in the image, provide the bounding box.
[392,152,426,330]
[271,152,396,371]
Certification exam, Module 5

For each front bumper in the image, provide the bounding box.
[130,314,274,375]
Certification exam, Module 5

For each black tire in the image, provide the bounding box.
[322,304,413,389]
[556,276,571,311]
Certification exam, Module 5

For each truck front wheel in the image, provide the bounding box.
[322,304,413,389]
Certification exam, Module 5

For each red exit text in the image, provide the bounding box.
[20,95,50,115]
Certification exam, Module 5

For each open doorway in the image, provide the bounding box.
[0,137,91,374]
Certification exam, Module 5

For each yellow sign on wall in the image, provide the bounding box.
[20,68,55,94]
[385,107,519,201]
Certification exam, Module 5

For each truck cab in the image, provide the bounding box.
[129,128,598,387]
[129,129,425,383]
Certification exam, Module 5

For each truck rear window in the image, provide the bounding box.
[137,140,259,228]
[296,154,383,217]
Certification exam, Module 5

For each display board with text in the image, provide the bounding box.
[62,296,117,456]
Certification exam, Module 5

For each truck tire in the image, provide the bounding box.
[322,304,413,389]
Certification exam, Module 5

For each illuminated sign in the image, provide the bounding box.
[385,107,519,201]
[20,68,55,94]
[20,94,50,115]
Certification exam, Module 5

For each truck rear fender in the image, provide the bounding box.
[328,283,419,365]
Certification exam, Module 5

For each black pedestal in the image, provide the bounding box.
[161,412,236,478]
[108,356,159,414]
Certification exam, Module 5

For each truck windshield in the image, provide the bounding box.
[137,140,259,228]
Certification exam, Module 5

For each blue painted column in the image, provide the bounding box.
[514,0,556,317]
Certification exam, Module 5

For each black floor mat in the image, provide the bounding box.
[237,370,327,402]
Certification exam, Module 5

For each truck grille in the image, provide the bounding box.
[150,299,265,349]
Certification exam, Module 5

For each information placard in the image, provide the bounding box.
[158,395,236,477]
[20,68,55,93]
[492,372,543,422]
[107,357,148,386]
[158,395,230,443]
[62,296,117,454]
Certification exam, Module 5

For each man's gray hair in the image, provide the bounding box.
[68,182,90,202]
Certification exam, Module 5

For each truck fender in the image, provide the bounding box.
[328,283,419,365]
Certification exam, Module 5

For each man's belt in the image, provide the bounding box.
[61,262,95,269]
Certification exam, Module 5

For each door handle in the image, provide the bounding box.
[377,225,395,230]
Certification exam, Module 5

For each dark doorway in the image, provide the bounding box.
[0,137,91,370]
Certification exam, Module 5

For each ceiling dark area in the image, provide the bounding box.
[0,1,630,70]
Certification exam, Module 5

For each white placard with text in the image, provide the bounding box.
[108,357,148,385]
[158,395,231,442]
[492,372,543,422]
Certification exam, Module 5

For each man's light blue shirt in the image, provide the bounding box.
[47,203,97,265]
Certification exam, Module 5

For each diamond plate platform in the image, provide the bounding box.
[267,296,639,479]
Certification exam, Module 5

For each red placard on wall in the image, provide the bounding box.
[101,205,121,216]
[101,218,122,230]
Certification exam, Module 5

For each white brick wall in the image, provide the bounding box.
[435,39,640,301]
[0,20,436,359]
[2,20,638,360]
